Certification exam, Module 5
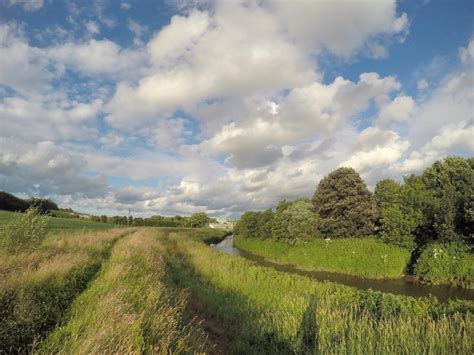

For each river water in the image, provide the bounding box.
[214,235,474,302]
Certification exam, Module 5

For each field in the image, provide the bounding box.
[0,210,116,232]
[234,235,411,279]
[1,225,472,353]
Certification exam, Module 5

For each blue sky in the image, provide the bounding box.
[0,0,473,218]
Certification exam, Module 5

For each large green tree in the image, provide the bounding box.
[420,156,474,242]
[312,167,376,237]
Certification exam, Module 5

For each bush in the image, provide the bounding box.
[414,242,474,288]
[0,208,49,253]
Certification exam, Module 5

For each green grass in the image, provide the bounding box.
[415,242,474,289]
[234,236,412,278]
[0,210,116,232]
[162,231,473,354]
[40,229,206,354]
[0,228,133,352]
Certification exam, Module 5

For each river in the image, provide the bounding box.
[214,235,474,302]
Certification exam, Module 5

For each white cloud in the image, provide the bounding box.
[205,72,402,169]
[0,139,108,197]
[4,0,43,11]
[85,21,100,36]
[376,94,415,125]
[417,79,429,90]
[340,127,409,173]
[264,0,408,56]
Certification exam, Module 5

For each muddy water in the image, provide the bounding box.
[214,235,474,302]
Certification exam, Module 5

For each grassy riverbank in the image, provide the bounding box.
[415,242,474,289]
[162,231,473,353]
[234,235,411,279]
[0,228,133,352]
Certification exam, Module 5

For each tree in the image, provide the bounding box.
[312,167,376,237]
[285,200,321,244]
[0,191,29,212]
[272,200,293,241]
[234,211,259,238]
[189,212,210,228]
[374,179,401,212]
[100,215,108,223]
[379,205,420,250]
[420,156,474,242]
[26,198,59,213]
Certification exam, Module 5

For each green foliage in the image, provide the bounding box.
[420,156,474,242]
[0,207,49,253]
[163,232,473,354]
[272,199,320,244]
[374,179,401,213]
[26,198,59,213]
[414,242,474,288]
[380,205,420,250]
[312,167,376,237]
[234,209,274,239]
[235,235,411,278]
[189,212,210,228]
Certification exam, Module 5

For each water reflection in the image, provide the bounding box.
[214,235,474,302]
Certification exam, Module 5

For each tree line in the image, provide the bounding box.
[234,156,473,250]
[0,191,213,228]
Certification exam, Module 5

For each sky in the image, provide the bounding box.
[0,0,473,218]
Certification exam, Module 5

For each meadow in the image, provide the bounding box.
[1,217,472,354]
[0,210,117,232]
[234,235,411,279]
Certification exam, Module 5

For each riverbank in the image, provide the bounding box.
[163,231,473,353]
[234,235,411,279]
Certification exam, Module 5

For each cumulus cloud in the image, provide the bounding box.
[376,94,415,126]
[0,139,108,197]
[205,73,402,169]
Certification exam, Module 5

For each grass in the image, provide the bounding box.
[0,210,116,232]
[40,229,207,354]
[0,228,133,352]
[234,235,412,279]
[1,226,471,353]
[415,242,474,289]
[161,231,473,354]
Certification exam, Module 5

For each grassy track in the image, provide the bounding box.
[0,210,117,231]
[0,228,133,352]
[234,235,411,279]
[40,229,208,354]
[162,231,473,354]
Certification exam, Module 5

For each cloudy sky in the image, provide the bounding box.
[0,0,473,218]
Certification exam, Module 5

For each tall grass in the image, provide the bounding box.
[40,229,207,354]
[0,228,132,352]
[163,231,473,354]
[234,235,411,278]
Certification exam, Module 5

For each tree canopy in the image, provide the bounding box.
[312,167,376,237]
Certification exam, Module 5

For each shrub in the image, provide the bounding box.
[414,242,474,288]
[0,208,49,253]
